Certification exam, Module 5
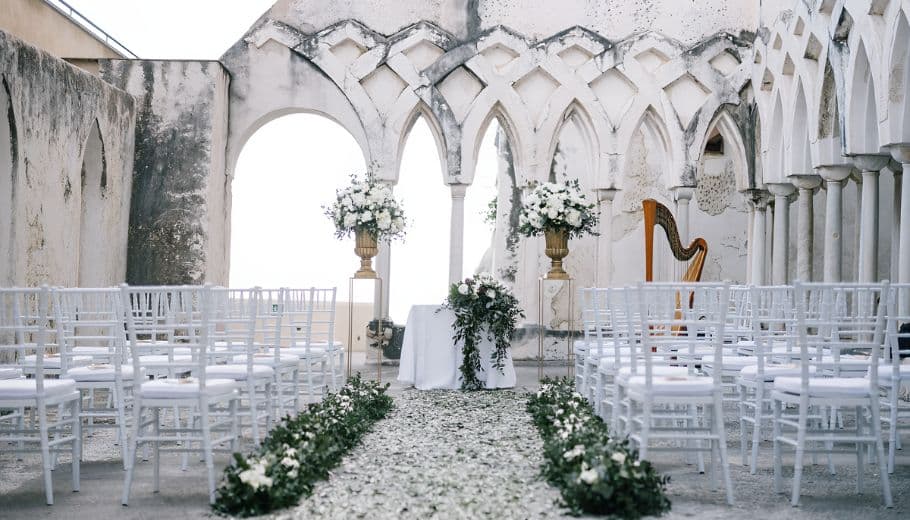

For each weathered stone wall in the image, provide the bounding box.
[0,29,135,288]
[99,60,230,285]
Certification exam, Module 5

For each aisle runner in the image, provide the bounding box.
[277,390,570,519]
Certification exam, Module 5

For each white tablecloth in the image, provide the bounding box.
[398,305,516,390]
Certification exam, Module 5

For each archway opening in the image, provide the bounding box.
[0,80,13,287]
[78,121,106,287]
[389,116,450,323]
[463,119,501,278]
[229,113,366,297]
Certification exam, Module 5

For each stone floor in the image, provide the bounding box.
[1,360,909,519]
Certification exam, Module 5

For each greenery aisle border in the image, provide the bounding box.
[212,375,394,517]
[527,378,671,518]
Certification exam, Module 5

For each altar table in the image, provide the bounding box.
[397,305,516,390]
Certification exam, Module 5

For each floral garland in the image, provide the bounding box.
[518,179,598,238]
[324,174,407,240]
[212,375,393,517]
[441,272,524,391]
[527,378,671,518]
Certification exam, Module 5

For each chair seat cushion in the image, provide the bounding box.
[702,356,758,369]
[740,364,816,381]
[65,364,142,382]
[618,365,688,377]
[21,355,92,368]
[0,379,77,399]
[774,376,872,397]
[203,364,274,380]
[869,363,910,385]
[138,378,238,399]
[138,354,192,365]
[0,367,22,380]
[599,355,667,371]
[72,346,114,356]
[276,347,331,359]
[232,353,299,366]
[627,375,715,395]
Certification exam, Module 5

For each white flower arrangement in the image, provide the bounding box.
[518,179,598,238]
[325,174,407,240]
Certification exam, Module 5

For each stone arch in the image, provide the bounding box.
[886,9,910,144]
[228,107,370,180]
[766,92,785,183]
[845,39,882,153]
[698,107,751,191]
[78,120,106,287]
[542,101,599,187]
[0,77,16,286]
[787,80,813,174]
[394,102,448,185]
[620,105,674,189]
[461,100,529,186]
[815,58,844,164]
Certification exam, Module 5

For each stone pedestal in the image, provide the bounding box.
[448,184,468,284]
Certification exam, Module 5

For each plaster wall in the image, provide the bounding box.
[0,0,125,61]
[99,60,229,285]
[0,29,135,289]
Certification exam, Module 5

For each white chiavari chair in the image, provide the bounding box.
[881,283,910,473]
[208,287,273,445]
[306,287,344,390]
[279,288,332,401]
[590,287,636,428]
[247,288,300,418]
[771,282,891,507]
[628,281,734,505]
[0,286,82,505]
[121,285,240,505]
[55,287,137,468]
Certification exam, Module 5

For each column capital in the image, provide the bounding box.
[670,186,696,202]
[596,187,619,202]
[816,164,854,182]
[892,159,904,175]
[449,183,469,198]
[890,143,910,164]
[850,153,891,172]
[766,182,796,197]
[787,174,822,191]
[744,188,771,209]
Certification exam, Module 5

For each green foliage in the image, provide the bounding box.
[483,197,498,227]
[527,378,671,518]
[212,375,394,517]
[441,273,524,391]
[324,174,407,241]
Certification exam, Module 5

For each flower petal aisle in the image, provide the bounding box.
[278,390,571,519]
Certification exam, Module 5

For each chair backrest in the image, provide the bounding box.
[210,287,260,369]
[748,285,798,377]
[53,287,127,375]
[726,285,753,342]
[255,287,284,358]
[885,283,910,380]
[121,285,208,382]
[281,288,315,350]
[0,287,52,388]
[635,282,730,386]
[793,281,888,390]
[307,287,337,347]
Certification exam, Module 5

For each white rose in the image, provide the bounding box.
[343,213,358,228]
[281,456,299,468]
[611,452,626,464]
[546,207,559,219]
[351,192,365,206]
[486,289,496,299]
[377,210,392,230]
[359,210,373,223]
[577,467,599,485]
[458,284,470,295]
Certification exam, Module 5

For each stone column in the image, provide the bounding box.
[745,200,754,284]
[671,187,695,281]
[892,144,910,313]
[788,174,822,282]
[748,190,770,285]
[448,183,468,285]
[767,183,795,285]
[596,188,618,286]
[817,165,853,282]
[853,154,891,282]
[891,161,903,282]
[376,180,395,319]
[852,170,862,281]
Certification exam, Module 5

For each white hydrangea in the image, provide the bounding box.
[611,452,626,464]
[577,464,599,485]
[563,444,586,460]
[458,283,470,295]
[238,459,273,491]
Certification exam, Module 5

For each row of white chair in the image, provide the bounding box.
[575,282,905,507]
[0,284,343,505]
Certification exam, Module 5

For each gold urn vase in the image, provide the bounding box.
[543,228,570,280]
[353,228,379,279]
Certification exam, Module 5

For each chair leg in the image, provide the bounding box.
[751,383,764,474]
[153,408,161,493]
[121,401,143,506]
[714,395,734,505]
[117,386,130,470]
[200,400,217,505]
[72,397,82,492]
[790,401,809,507]
[869,397,893,507]
[888,385,898,474]
[772,398,783,494]
[37,403,54,506]
[855,405,864,494]
[739,382,747,466]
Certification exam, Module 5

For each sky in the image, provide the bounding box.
[65,0,500,323]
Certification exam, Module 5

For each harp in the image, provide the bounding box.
[643,199,708,282]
